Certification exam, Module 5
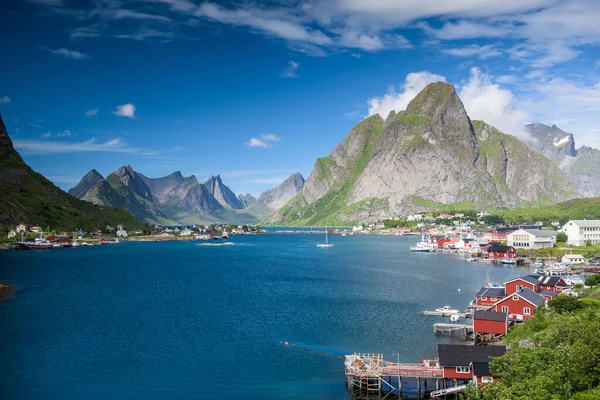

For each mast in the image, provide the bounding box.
[325,227,328,244]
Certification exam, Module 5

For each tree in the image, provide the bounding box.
[556,232,568,243]
[586,239,593,246]
[585,274,600,287]
[548,295,582,314]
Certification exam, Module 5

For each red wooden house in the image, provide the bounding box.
[488,287,546,321]
[474,287,506,307]
[473,310,508,336]
[436,237,451,248]
[532,275,569,293]
[538,290,558,302]
[482,243,517,260]
[504,275,540,295]
[437,344,506,383]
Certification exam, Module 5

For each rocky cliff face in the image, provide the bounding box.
[68,169,104,199]
[525,123,600,196]
[258,173,305,211]
[238,193,257,208]
[271,82,579,225]
[204,175,245,210]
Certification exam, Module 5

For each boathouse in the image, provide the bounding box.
[475,287,506,307]
[473,310,508,336]
[532,275,569,292]
[488,287,547,321]
[437,344,506,381]
[482,243,517,260]
[538,290,558,302]
[472,362,496,387]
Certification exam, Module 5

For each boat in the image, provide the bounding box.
[449,314,460,322]
[435,305,460,315]
[222,230,229,240]
[317,227,334,248]
[210,234,220,240]
[72,240,80,247]
[501,258,516,265]
[410,234,435,252]
[17,236,53,250]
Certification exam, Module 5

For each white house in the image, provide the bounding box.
[116,227,128,237]
[407,214,423,221]
[561,220,600,246]
[180,227,193,236]
[7,229,16,238]
[507,229,557,249]
[16,224,27,233]
[562,254,586,265]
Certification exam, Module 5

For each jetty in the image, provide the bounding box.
[345,353,463,398]
[421,310,470,318]
[433,323,473,339]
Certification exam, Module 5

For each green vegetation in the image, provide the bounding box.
[557,232,568,243]
[462,286,600,400]
[517,243,600,259]
[496,197,600,226]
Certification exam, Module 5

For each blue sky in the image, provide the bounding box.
[2,0,600,196]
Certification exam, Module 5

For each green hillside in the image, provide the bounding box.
[496,197,600,225]
[0,114,150,232]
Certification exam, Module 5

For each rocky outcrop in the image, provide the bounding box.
[258,173,305,211]
[238,193,257,208]
[68,169,104,199]
[525,123,600,196]
[204,175,245,210]
[271,82,579,225]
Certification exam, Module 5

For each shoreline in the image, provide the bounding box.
[0,282,16,301]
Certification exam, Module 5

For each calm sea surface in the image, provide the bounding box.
[0,234,534,399]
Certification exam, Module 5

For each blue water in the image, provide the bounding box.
[0,235,534,399]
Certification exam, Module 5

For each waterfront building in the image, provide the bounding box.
[562,254,586,265]
[488,287,547,321]
[473,310,508,336]
[506,229,557,249]
[560,220,600,246]
[437,344,506,385]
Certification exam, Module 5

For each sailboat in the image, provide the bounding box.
[317,227,334,248]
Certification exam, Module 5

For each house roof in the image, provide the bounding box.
[563,254,585,259]
[487,243,515,253]
[474,310,507,322]
[567,220,600,228]
[476,287,506,298]
[523,229,557,237]
[505,275,540,286]
[538,290,558,298]
[471,362,491,376]
[531,275,563,287]
[437,344,506,366]
[516,287,547,306]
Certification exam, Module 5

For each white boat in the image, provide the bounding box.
[501,258,516,265]
[317,227,334,248]
[450,314,460,322]
[410,234,435,252]
[435,305,460,314]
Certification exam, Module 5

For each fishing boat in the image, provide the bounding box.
[435,305,460,315]
[317,227,334,248]
[222,230,229,240]
[410,234,435,252]
[17,236,53,250]
[501,257,516,265]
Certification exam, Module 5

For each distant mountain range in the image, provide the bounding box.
[68,166,305,225]
[0,114,148,231]
[525,123,600,197]
[267,82,582,226]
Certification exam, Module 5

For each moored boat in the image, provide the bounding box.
[17,237,53,250]
[435,305,460,315]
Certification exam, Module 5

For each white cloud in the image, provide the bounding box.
[47,47,88,59]
[114,103,136,118]
[111,9,172,22]
[85,108,99,117]
[40,130,73,138]
[418,21,512,40]
[14,138,129,154]
[443,44,502,59]
[351,53,361,58]
[496,75,517,84]
[458,68,529,137]
[283,60,299,77]
[368,71,446,118]
[0,96,11,104]
[246,134,281,148]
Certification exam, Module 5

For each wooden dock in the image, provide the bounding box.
[345,353,464,398]
[430,384,468,398]
[422,310,470,318]
[433,323,473,337]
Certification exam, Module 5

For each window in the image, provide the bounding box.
[491,297,497,301]
[482,376,493,383]
[481,297,487,300]
[502,306,509,313]
[513,295,519,300]
[516,285,522,291]
[456,366,470,374]
[524,307,531,315]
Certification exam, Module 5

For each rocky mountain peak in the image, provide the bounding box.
[258,172,305,211]
[204,174,244,210]
[525,122,576,160]
[68,169,105,199]
[0,113,24,163]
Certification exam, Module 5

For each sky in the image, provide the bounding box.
[2,0,600,197]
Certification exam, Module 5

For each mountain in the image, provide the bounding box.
[258,172,305,211]
[0,114,148,231]
[70,167,272,225]
[237,193,257,208]
[526,123,600,197]
[269,82,579,225]
[204,175,245,210]
[67,169,103,199]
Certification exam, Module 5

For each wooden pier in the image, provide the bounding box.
[433,323,473,339]
[422,310,470,318]
[345,353,464,398]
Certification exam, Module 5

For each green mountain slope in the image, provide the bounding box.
[0,114,149,231]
